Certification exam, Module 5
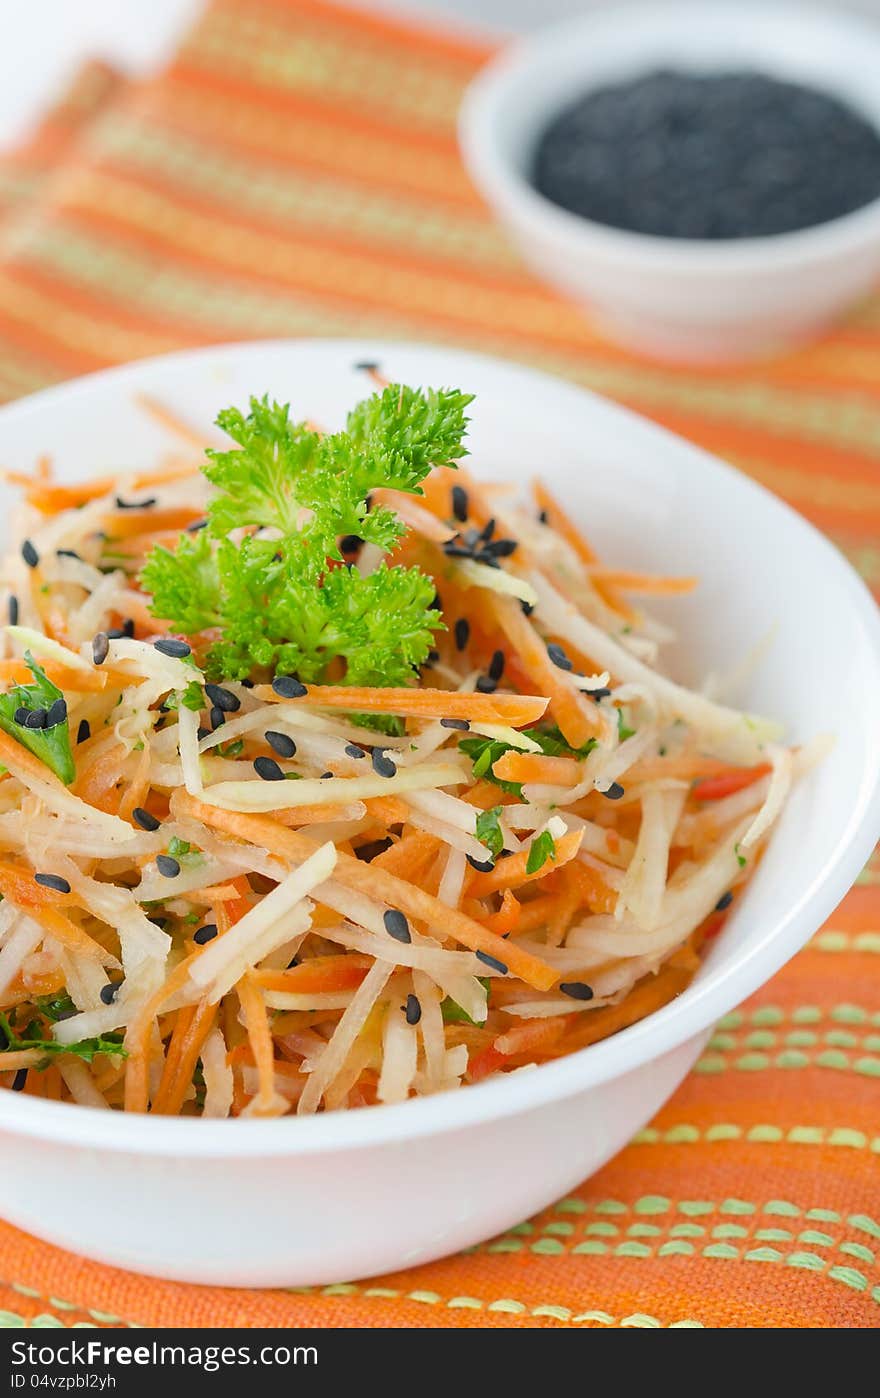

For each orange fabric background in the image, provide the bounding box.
[0,0,877,1330]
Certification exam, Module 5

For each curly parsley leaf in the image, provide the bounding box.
[526,830,557,875]
[162,680,205,713]
[0,652,75,784]
[143,387,472,684]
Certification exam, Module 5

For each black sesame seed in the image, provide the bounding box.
[426,650,440,664]
[132,806,160,832]
[46,698,67,727]
[383,908,411,943]
[440,717,470,731]
[193,923,218,945]
[404,993,422,1026]
[586,687,612,701]
[429,592,442,611]
[476,950,508,975]
[354,360,380,372]
[12,706,30,727]
[443,542,478,560]
[197,727,211,743]
[602,781,625,801]
[484,537,518,558]
[154,637,191,659]
[321,771,334,780]
[92,632,109,666]
[100,980,121,1005]
[105,628,125,640]
[451,484,468,523]
[11,1068,27,1092]
[520,600,535,616]
[715,891,734,912]
[466,854,495,873]
[476,676,497,694]
[156,854,180,878]
[76,718,90,744]
[34,872,71,894]
[122,618,135,638]
[488,649,505,682]
[210,705,225,731]
[454,617,470,652]
[538,508,549,524]
[559,981,594,1001]
[345,743,367,759]
[480,517,496,542]
[339,534,363,554]
[265,730,296,759]
[115,496,157,510]
[186,518,208,533]
[547,642,573,671]
[272,674,307,699]
[55,548,82,560]
[21,539,39,569]
[371,748,397,779]
[23,709,47,730]
[254,755,285,782]
[205,683,240,713]
[6,595,17,625]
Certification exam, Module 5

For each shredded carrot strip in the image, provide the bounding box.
[238,974,283,1115]
[153,998,217,1117]
[586,567,698,594]
[117,744,151,821]
[14,461,198,513]
[693,764,772,801]
[492,750,582,787]
[485,593,599,749]
[253,684,549,728]
[468,829,584,896]
[251,956,372,995]
[136,393,209,450]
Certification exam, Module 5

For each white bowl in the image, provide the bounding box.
[0,338,877,1287]
[460,0,880,362]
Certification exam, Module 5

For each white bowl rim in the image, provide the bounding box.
[460,0,880,274]
[0,335,877,1158]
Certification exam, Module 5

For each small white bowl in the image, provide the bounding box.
[0,338,877,1287]
[460,0,880,361]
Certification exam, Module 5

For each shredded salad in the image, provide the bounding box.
[0,373,817,1117]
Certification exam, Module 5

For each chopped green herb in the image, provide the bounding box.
[475,806,504,859]
[441,978,490,1026]
[167,836,193,859]
[526,829,557,875]
[735,842,747,868]
[142,386,472,684]
[460,726,596,796]
[163,680,204,713]
[33,992,76,1023]
[0,652,75,784]
[216,737,244,759]
[0,1012,125,1065]
[617,707,636,742]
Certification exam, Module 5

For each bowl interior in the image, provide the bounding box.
[480,1,880,195]
[0,337,877,1142]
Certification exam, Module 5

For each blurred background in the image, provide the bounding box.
[6,0,880,149]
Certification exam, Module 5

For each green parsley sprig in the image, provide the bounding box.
[142,385,473,684]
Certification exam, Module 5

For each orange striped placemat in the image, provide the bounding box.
[0,0,877,1330]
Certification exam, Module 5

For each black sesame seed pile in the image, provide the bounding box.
[442,514,518,571]
[533,70,880,240]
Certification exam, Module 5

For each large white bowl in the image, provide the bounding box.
[460,0,880,361]
[0,339,877,1287]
